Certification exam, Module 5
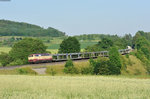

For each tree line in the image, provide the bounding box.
[75,33,133,49]
[0,30,150,75]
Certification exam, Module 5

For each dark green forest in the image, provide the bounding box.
[0,20,65,37]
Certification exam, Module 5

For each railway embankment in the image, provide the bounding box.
[0,55,148,75]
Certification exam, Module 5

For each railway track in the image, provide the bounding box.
[0,48,132,70]
[0,59,89,70]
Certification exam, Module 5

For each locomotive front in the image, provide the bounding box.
[28,53,53,63]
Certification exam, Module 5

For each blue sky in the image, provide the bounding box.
[0,0,150,36]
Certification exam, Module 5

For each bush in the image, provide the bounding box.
[64,66,79,74]
[98,60,110,75]
[81,66,93,74]
[65,59,74,67]
[125,54,129,58]
[129,51,136,56]
[8,59,24,66]
[0,52,13,67]
[64,59,79,74]
[109,47,122,75]
[46,67,56,76]
[16,67,37,75]
[89,48,122,75]
[89,58,95,67]
[89,57,110,75]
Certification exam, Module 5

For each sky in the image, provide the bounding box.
[0,0,150,36]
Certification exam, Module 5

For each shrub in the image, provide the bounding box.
[65,59,74,67]
[125,54,129,58]
[46,67,56,76]
[89,58,95,67]
[81,66,93,75]
[98,60,110,75]
[89,57,110,75]
[0,52,13,67]
[64,59,79,74]
[16,67,37,75]
[8,59,24,66]
[129,51,136,56]
[64,66,79,74]
[109,47,122,75]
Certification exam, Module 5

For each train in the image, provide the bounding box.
[28,47,132,64]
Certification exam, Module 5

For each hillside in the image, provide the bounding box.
[0,20,65,37]
[121,55,147,75]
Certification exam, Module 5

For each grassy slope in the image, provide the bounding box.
[0,75,149,99]
[121,55,147,75]
[37,55,148,76]
[32,55,148,76]
[126,55,147,75]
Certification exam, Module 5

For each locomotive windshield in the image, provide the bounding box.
[29,53,51,57]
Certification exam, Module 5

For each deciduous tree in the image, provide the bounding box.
[59,37,80,53]
[109,47,122,75]
[9,38,47,64]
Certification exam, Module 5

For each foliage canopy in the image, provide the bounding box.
[109,47,122,75]
[59,37,80,53]
[9,38,47,64]
[64,59,78,74]
[0,52,12,66]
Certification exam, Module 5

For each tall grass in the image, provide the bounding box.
[0,75,149,99]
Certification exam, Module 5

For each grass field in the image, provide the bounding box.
[0,47,58,54]
[0,47,85,54]
[0,47,11,53]
[0,75,149,99]
[0,38,97,54]
[47,41,97,49]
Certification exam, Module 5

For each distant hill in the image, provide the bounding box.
[0,20,66,37]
